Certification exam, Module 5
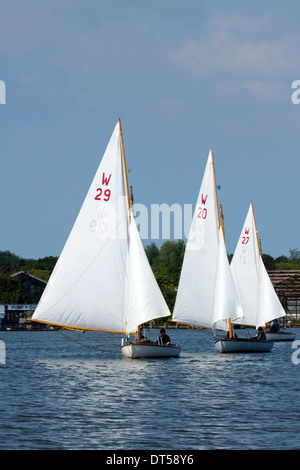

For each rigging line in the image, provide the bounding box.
[57,330,121,353]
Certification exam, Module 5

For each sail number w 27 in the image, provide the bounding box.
[95,172,111,202]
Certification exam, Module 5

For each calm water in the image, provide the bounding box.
[0,328,299,450]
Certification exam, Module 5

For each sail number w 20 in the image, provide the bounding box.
[197,194,208,219]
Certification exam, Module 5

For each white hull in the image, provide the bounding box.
[265,331,296,341]
[121,341,181,358]
[215,338,274,353]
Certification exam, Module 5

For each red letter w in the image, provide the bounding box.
[201,194,208,205]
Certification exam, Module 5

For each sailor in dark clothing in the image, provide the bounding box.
[158,328,170,345]
[269,319,280,332]
[254,327,266,341]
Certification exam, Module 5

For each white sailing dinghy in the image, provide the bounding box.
[230,202,295,342]
[31,120,181,359]
[173,151,275,352]
[172,149,268,353]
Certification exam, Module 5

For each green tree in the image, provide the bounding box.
[0,274,27,303]
[275,255,289,264]
[145,243,159,270]
[154,268,176,313]
[289,248,300,263]
[0,250,21,267]
[262,254,276,270]
[156,240,185,285]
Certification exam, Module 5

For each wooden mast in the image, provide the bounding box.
[119,118,131,221]
[251,200,268,333]
[212,148,233,338]
[220,201,225,242]
[251,200,260,255]
[119,119,142,341]
[211,148,221,230]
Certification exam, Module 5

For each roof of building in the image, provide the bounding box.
[11,271,47,285]
[268,270,300,297]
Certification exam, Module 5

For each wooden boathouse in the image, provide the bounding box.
[268,270,300,322]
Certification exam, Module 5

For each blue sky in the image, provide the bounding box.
[1,0,300,259]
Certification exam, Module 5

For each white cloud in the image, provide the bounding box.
[171,12,298,99]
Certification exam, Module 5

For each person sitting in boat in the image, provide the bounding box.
[253,327,266,341]
[157,328,171,345]
[269,319,280,333]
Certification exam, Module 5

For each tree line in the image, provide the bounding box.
[0,245,299,307]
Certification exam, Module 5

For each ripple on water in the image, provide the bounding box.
[0,329,299,449]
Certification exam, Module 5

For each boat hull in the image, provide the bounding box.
[215,338,274,353]
[265,331,296,341]
[121,341,181,358]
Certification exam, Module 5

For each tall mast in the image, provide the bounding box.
[220,201,225,241]
[212,148,233,338]
[211,148,221,231]
[119,118,131,220]
[251,200,261,256]
[251,200,267,331]
[119,119,142,341]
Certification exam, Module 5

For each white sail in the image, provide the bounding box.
[230,202,286,328]
[32,122,129,333]
[125,212,171,334]
[230,203,260,327]
[212,227,244,330]
[172,149,220,328]
[257,256,286,327]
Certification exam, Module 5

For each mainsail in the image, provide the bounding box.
[230,202,286,328]
[32,121,170,334]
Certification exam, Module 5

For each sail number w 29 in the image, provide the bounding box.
[94,172,112,202]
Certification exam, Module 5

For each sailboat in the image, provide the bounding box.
[230,202,295,342]
[172,149,268,353]
[31,119,181,359]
